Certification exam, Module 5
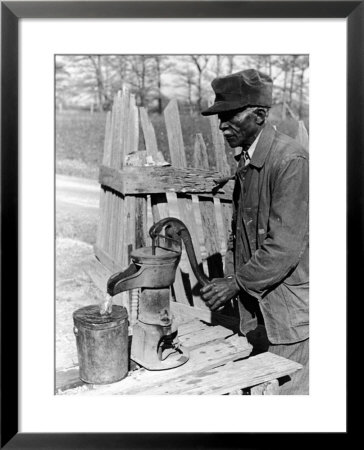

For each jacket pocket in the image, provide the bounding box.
[281,282,309,326]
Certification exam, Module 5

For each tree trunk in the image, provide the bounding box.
[282,65,288,120]
[89,55,105,112]
[198,73,202,111]
[140,56,146,106]
[188,78,192,108]
[227,55,234,74]
[298,68,305,119]
[155,57,162,114]
[216,55,221,77]
[289,56,297,104]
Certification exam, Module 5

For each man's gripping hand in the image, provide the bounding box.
[200,276,240,311]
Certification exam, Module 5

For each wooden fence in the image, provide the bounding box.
[90,86,308,325]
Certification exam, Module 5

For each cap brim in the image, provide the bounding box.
[201,101,246,116]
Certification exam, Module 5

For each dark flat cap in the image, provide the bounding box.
[201,69,273,116]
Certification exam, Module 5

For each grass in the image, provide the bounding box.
[56,207,98,245]
[56,111,106,164]
[56,158,100,179]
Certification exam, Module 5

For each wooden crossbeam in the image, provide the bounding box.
[99,165,234,199]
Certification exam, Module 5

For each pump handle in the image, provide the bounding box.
[149,217,210,287]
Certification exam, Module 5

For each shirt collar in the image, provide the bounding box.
[247,130,262,160]
[234,130,262,164]
[249,122,276,169]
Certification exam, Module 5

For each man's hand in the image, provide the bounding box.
[200,276,240,311]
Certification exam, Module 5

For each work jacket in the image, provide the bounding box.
[225,122,309,344]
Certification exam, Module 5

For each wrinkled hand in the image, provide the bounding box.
[200,276,240,311]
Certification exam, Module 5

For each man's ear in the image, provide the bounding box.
[254,108,268,126]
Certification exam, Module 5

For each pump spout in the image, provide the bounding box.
[149,217,210,287]
[107,245,181,296]
[107,263,142,296]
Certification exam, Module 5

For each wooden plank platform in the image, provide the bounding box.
[56,318,302,396]
[56,318,250,394]
[137,352,301,395]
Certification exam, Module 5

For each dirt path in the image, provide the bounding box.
[56,174,99,245]
[56,174,99,210]
[56,175,103,370]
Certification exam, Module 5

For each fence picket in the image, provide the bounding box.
[140,107,159,160]
[97,111,112,249]
[108,191,119,257]
[126,94,139,156]
[135,196,148,249]
[110,91,123,168]
[103,110,113,166]
[219,199,233,249]
[164,98,187,168]
[193,133,209,170]
[209,114,230,176]
[198,196,224,279]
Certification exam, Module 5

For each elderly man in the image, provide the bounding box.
[200,69,309,395]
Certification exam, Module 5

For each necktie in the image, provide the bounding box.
[242,150,250,166]
[234,149,251,164]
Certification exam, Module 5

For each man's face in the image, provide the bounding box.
[218,108,259,148]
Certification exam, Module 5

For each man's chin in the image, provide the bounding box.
[225,139,239,148]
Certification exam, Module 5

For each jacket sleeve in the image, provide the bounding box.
[224,187,237,277]
[224,231,235,276]
[235,155,309,299]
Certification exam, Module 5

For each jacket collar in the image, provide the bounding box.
[249,121,276,169]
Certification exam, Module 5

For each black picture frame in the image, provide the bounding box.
[1,1,360,448]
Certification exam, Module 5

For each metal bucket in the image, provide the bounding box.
[73,304,129,384]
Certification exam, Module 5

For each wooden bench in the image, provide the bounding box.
[56,316,302,395]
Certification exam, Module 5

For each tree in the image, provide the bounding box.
[150,56,175,114]
[55,58,70,110]
[127,55,157,107]
[87,55,110,111]
[296,56,309,119]
[190,55,211,111]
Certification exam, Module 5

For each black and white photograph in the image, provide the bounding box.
[2,0,357,443]
[55,54,309,396]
